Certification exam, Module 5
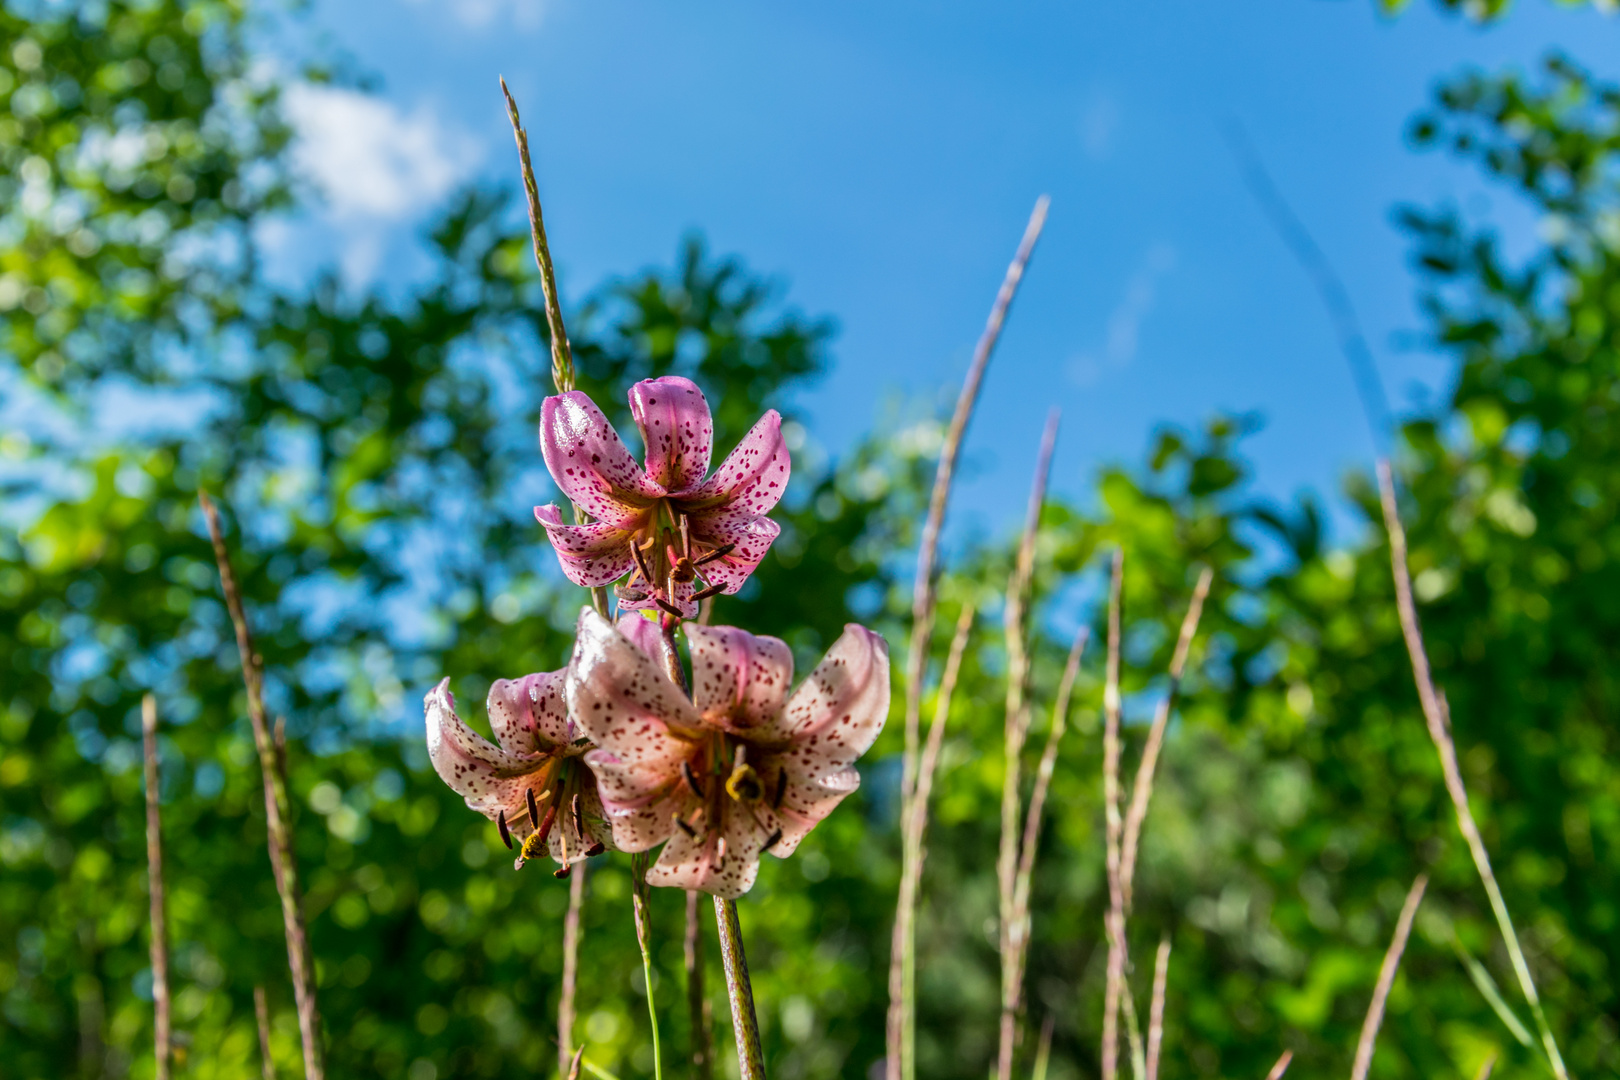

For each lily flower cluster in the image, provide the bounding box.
[425,377,890,897]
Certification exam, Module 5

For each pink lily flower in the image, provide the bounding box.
[424,669,611,874]
[566,607,890,898]
[536,376,790,618]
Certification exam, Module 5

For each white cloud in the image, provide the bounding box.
[397,0,550,30]
[283,83,477,221]
[1068,243,1176,386]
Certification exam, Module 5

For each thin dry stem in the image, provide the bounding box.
[1376,461,1567,1080]
[1145,937,1170,1080]
[1119,567,1214,909]
[888,603,975,1080]
[498,77,574,395]
[1265,1050,1294,1080]
[686,891,713,1080]
[199,493,324,1080]
[1350,874,1428,1080]
[890,195,1049,1080]
[1101,550,1126,1080]
[1474,1051,1498,1080]
[141,695,171,1080]
[567,1046,585,1080]
[254,986,274,1080]
[997,409,1060,1080]
[715,896,765,1080]
[560,861,587,1077]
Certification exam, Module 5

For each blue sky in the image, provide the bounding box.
[266,0,1616,544]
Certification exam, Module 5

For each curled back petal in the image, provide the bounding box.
[541,391,665,528]
[772,623,891,770]
[614,613,666,667]
[630,376,713,492]
[674,408,790,522]
[685,623,795,731]
[688,515,780,595]
[769,762,861,857]
[566,608,707,808]
[425,679,547,828]
[487,669,571,754]
[583,750,683,853]
[535,506,637,588]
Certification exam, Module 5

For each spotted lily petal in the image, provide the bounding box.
[567,607,707,851]
[534,505,638,588]
[630,376,713,492]
[425,678,544,827]
[674,408,789,522]
[685,623,795,730]
[644,806,767,899]
[541,391,665,528]
[687,515,781,594]
[487,670,572,754]
[772,624,890,764]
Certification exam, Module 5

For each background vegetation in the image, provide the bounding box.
[2,2,1616,1078]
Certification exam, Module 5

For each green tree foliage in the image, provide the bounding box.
[4,5,1618,1080]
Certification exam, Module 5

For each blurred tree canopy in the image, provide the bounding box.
[2,3,1618,1080]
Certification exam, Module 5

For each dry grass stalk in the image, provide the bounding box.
[1119,567,1213,909]
[560,861,587,1077]
[1376,462,1568,1080]
[888,193,1050,1080]
[1350,874,1428,1080]
[1473,1051,1498,1080]
[1145,937,1170,1080]
[253,985,274,1080]
[996,409,1060,1080]
[1105,564,1213,1080]
[685,890,713,1080]
[1100,550,1127,1080]
[498,77,575,395]
[199,493,325,1080]
[1265,1050,1294,1080]
[141,695,171,1080]
[889,602,976,1080]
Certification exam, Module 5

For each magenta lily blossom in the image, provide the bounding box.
[566,607,890,898]
[425,669,611,873]
[536,376,790,618]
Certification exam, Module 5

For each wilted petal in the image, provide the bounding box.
[535,506,637,588]
[425,679,546,827]
[771,624,890,768]
[567,608,706,810]
[688,515,781,594]
[685,623,794,730]
[541,391,665,528]
[645,806,767,899]
[676,409,790,522]
[630,376,713,492]
[487,669,571,754]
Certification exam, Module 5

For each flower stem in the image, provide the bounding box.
[714,896,765,1080]
[559,860,587,1076]
[632,853,665,1080]
[686,891,714,1080]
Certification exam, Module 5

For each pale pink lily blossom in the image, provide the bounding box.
[536,376,790,618]
[566,607,890,898]
[424,669,611,873]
